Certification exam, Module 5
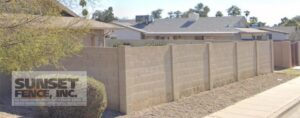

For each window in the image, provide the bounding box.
[155,36,160,39]
[257,36,262,40]
[195,36,204,40]
[173,36,181,40]
[268,34,273,40]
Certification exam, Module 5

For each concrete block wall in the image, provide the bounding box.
[210,43,236,88]
[38,47,121,111]
[0,41,273,114]
[273,41,292,69]
[237,42,256,79]
[257,41,273,74]
[121,46,173,113]
[172,44,209,100]
[121,41,273,113]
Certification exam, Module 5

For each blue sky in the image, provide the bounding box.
[64,0,300,26]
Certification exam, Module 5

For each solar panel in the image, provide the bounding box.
[180,20,195,28]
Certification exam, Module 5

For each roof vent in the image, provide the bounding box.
[188,12,199,21]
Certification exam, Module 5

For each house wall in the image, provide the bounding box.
[144,34,240,41]
[267,32,289,40]
[82,30,106,47]
[112,29,142,40]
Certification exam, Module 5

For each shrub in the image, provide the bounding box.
[44,77,107,118]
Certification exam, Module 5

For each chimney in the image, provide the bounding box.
[188,12,199,21]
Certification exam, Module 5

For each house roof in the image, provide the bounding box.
[236,28,268,34]
[114,16,267,34]
[259,27,290,34]
[52,0,80,17]
[0,13,121,30]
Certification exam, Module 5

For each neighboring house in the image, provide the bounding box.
[7,0,121,47]
[53,1,121,47]
[259,27,290,40]
[261,26,300,41]
[112,13,268,41]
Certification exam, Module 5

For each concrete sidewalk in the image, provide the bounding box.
[205,76,300,118]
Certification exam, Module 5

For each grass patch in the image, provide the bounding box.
[276,68,300,76]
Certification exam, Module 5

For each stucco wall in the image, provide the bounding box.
[268,32,289,40]
[144,34,239,41]
[112,28,142,40]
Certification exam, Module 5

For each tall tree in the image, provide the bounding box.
[227,5,241,16]
[193,3,210,17]
[151,9,163,19]
[194,3,204,13]
[174,11,182,18]
[168,11,174,19]
[92,7,116,23]
[215,11,223,17]
[0,0,89,72]
[80,0,88,17]
[201,6,210,17]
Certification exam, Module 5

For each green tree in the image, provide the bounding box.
[181,9,194,18]
[92,7,116,23]
[215,11,223,17]
[0,0,90,72]
[174,11,182,18]
[193,3,210,17]
[227,5,241,16]
[201,6,210,17]
[257,22,266,27]
[250,17,258,24]
[151,9,163,19]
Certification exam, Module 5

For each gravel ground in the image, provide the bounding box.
[117,73,298,118]
[0,72,298,118]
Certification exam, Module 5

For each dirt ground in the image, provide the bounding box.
[115,72,298,118]
[0,71,299,118]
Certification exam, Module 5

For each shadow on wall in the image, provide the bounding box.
[0,73,12,99]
